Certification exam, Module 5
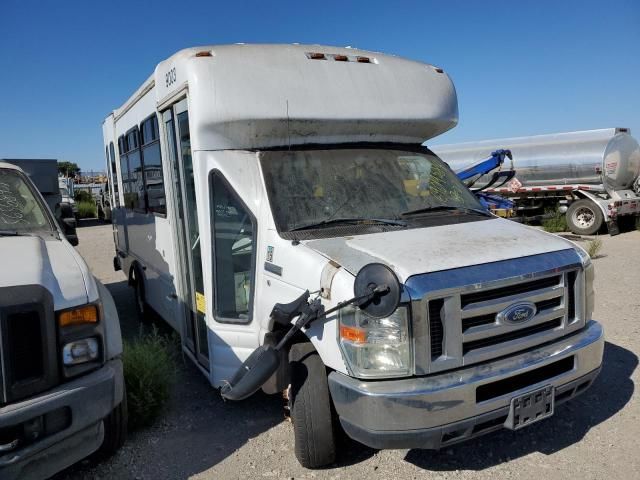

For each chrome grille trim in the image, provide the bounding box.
[406,249,585,375]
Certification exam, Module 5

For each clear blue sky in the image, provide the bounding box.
[1,0,638,171]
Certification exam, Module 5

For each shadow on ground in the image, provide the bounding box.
[404,341,636,471]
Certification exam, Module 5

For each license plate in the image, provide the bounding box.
[505,385,555,430]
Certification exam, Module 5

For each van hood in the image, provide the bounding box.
[304,217,575,282]
[0,235,92,310]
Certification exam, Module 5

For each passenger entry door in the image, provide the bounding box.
[162,99,209,368]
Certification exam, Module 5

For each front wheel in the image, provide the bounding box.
[94,393,127,460]
[289,343,336,469]
[566,199,604,235]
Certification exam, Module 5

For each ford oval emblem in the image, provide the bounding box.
[497,302,537,325]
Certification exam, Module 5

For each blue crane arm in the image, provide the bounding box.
[456,149,513,181]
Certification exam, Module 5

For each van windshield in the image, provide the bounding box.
[0,169,53,234]
[260,148,485,237]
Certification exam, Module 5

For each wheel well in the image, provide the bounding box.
[572,192,609,220]
[128,262,145,293]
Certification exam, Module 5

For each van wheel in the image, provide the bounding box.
[566,199,604,235]
[95,392,127,460]
[289,343,336,469]
[130,267,150,322]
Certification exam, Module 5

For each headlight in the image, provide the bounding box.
[338,305,411,378]
[62,338,100,365]
[57,303,103,378]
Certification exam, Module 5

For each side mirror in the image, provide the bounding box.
[61,217,79,246]
[66,234,79,246]
[353,263,401,318]
[62,217,77,230]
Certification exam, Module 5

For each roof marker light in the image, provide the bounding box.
[195,51,212,57]
[333,54,349,62]
[308,52,327,60]
[356,56,371,63]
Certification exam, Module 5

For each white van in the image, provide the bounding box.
[103,44,603,468]
[0,162,126,479]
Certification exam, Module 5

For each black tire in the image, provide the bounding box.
[566,199,604,235]
[130,266,150,323]
[289,343,336,469]
[95,393,127,460]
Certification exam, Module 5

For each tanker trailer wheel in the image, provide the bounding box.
[566,199,604,235]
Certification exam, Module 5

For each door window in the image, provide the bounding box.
[210,172,256,323]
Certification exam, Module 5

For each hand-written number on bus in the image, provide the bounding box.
[165,68,177,88]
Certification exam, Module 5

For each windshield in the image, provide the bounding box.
[0,169,53,233]
[260,148,485,236]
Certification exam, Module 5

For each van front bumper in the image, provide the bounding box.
[328,320,604,450]
[0,359,123,480]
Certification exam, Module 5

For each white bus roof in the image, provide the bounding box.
[107,44,459,149]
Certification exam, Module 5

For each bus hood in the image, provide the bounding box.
[304,218,575,282]
[0,236,93,310]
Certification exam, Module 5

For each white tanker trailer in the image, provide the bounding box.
[432,128,640,235]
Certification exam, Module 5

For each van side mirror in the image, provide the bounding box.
[62,217,77,230]
[66,234,79,246]
[61,217,79,246]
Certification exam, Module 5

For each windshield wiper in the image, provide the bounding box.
[290,217,407,232]
[0,230,22,236]
[0,230,38,237]
[400,205,492,218]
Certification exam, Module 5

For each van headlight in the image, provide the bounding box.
[338,305,412,378]
[56,303,104,378]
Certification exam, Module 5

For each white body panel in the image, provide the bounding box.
[304,218,573,281]
[0,236,97,309]
[106,89,181,327]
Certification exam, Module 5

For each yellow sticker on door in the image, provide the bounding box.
[195,292,206,314]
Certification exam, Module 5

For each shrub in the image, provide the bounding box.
[76,201,97,218]
[542,210,567,233]
[74,190,93,202]
[123,327,177,430]
[586,237,603,258]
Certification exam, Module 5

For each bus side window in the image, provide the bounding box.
[109,142,120,207]
[126,127,146,212]
[210,171,256,323]
[141,115,166,215]
[118,135,132,209]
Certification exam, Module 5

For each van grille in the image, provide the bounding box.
[0,285,58,405]
[6,311,45,383]
[462,318,563,355]
[460,275,561,307]
[428,299,444,359]
[422,268,583,373]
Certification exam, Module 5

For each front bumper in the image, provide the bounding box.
[328,320,604,450]
[0,359,123,480]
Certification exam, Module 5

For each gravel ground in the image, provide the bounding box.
[57,222,639,480]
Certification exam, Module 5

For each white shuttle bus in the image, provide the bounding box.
[103,44,603,468]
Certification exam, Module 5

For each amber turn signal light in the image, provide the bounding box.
[58,305,99,327]
[339,325,366,343]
